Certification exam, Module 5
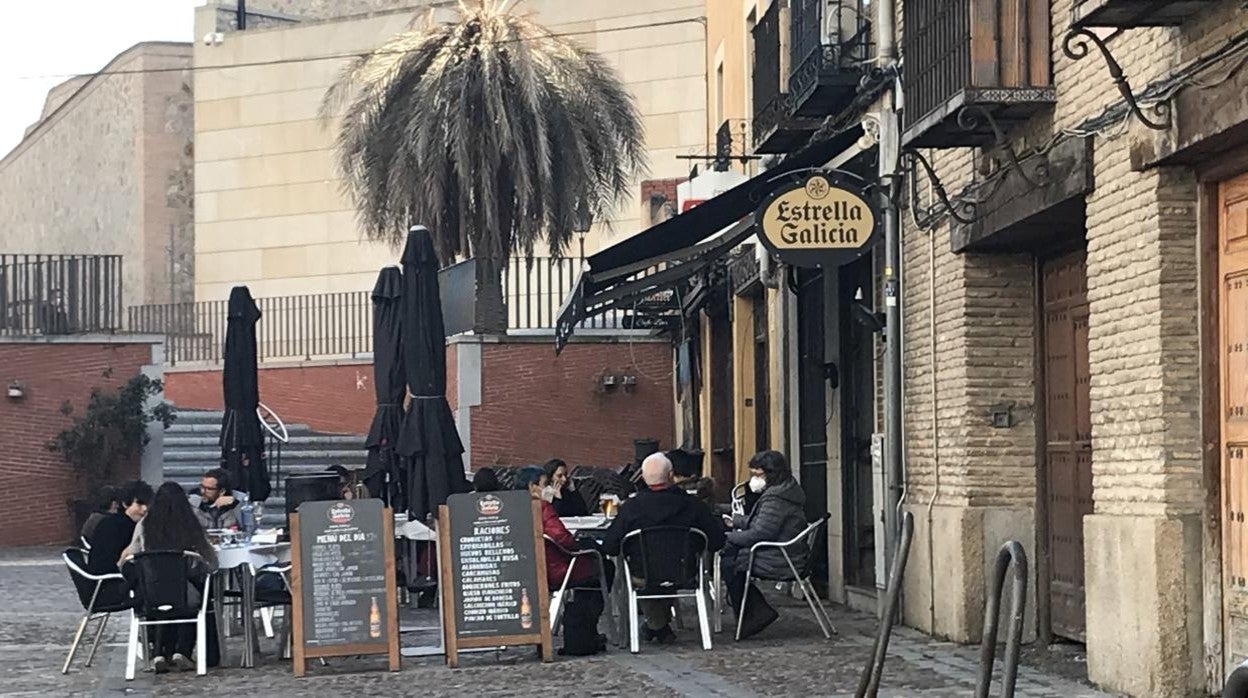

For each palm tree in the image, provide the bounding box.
[324,0,647,333]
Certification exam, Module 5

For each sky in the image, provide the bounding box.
[0,0,203,158]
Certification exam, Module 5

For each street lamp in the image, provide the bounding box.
[573,203,593,260]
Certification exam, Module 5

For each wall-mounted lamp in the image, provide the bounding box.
[621,374,638,392]
[600,374,618,391]
[7,381,25,400]
[851,287,885,334]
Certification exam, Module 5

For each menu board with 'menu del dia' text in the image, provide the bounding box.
[289,498,399,676]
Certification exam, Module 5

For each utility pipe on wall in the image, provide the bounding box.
[876,0,906,587]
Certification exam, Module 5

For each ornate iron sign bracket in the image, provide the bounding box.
[1062,27,1172,131]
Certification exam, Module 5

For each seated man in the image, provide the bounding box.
[187,468,242,530]
[602,452,725,644]
[86,480,153,577]
[722,450,809,639]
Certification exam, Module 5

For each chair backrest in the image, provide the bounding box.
[792,515,831,578]
[123,551,203,618]
[63,547,101,610]
[622,527,708,594]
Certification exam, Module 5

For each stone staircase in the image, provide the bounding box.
[162,408,368,523]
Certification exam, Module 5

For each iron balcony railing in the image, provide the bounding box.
[902,0,972,132]
[0,254,123,336]
[130,256,625,365]
[789,0,874,113]
[753,0,790,149]
[900,0,1054,146]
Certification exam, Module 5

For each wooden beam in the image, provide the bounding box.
[732,295,757,484]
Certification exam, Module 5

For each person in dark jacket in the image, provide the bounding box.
[542,459,589,517]
[722,450,808,639]
[86,480,153,576]
[602,452,725,644]
[80,485,119,543]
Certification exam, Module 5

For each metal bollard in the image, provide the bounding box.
[975,541,1029,698]
[855,511,915,698]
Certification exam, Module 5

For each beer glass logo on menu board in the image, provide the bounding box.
[476,495,503,516]
[327,502,355,525]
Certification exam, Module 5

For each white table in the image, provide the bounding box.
[212,541,291,668]
[393,513,444,658]
[560,514,612,532]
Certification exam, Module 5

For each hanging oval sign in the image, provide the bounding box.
[754,171,881,268]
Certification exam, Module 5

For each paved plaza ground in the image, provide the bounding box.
[1,546,1118,697]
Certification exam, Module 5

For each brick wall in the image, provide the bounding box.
[164,361,377,435]
[468,340,674,469]
[896,0,1241,690]
[0,342,154,546]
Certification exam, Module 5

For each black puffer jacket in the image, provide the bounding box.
[726,479,808,580]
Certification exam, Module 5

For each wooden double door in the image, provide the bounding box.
[1220,173,1248,667]
[1042,247,1093,641]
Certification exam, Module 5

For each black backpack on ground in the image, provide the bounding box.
[559,590,606,656]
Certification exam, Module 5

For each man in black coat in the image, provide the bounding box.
[602,452,725,643]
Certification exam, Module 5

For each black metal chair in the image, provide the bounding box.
[251,562,293,659]
[620,527,712,653]
[121,551,213,680]
[543,534,614,639]
[62,547,133,674]
[735,514,836,641]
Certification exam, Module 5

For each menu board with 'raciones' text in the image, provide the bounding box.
[289,499,399,676]
[439,490,552,667]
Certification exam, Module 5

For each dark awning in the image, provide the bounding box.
[555,124,863,353]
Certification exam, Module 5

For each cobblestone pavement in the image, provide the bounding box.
[1,546,1119,697]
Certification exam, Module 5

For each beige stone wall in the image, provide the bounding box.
[0,43,194,308]
[897,0,1244,694]
[193,1,706,301]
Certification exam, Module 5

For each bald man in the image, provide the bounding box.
[602,452,725,643]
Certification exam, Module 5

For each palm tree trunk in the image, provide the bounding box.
[473,253,507,335]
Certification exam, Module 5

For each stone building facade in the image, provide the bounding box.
[0,42,195,308]
[895,0,1248,695]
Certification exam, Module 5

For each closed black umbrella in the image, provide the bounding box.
[396,226,468,521]
[219,285,271,502]
[363,266,405,508]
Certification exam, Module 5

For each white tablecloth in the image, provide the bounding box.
[561,515,611,532]
[394,514,437,541]
[214,542,291,571]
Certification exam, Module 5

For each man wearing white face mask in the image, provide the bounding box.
[721,450,809,639]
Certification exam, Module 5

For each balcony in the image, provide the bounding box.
[1071,0,1215,28]
[752,1,820,154]
[901,0,1055,148]
[788,0,873,119]
[0,254,123,336]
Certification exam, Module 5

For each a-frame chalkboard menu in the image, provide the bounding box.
[289,498,400,676]
[438,490,553,667]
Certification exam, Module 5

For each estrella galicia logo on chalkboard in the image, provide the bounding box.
[327,502,355,525]
[476,495,503,517]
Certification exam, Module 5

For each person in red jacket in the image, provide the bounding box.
[515,466,611,655]
[515,466,597,588]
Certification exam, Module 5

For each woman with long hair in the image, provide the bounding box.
[119,482,218,672]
